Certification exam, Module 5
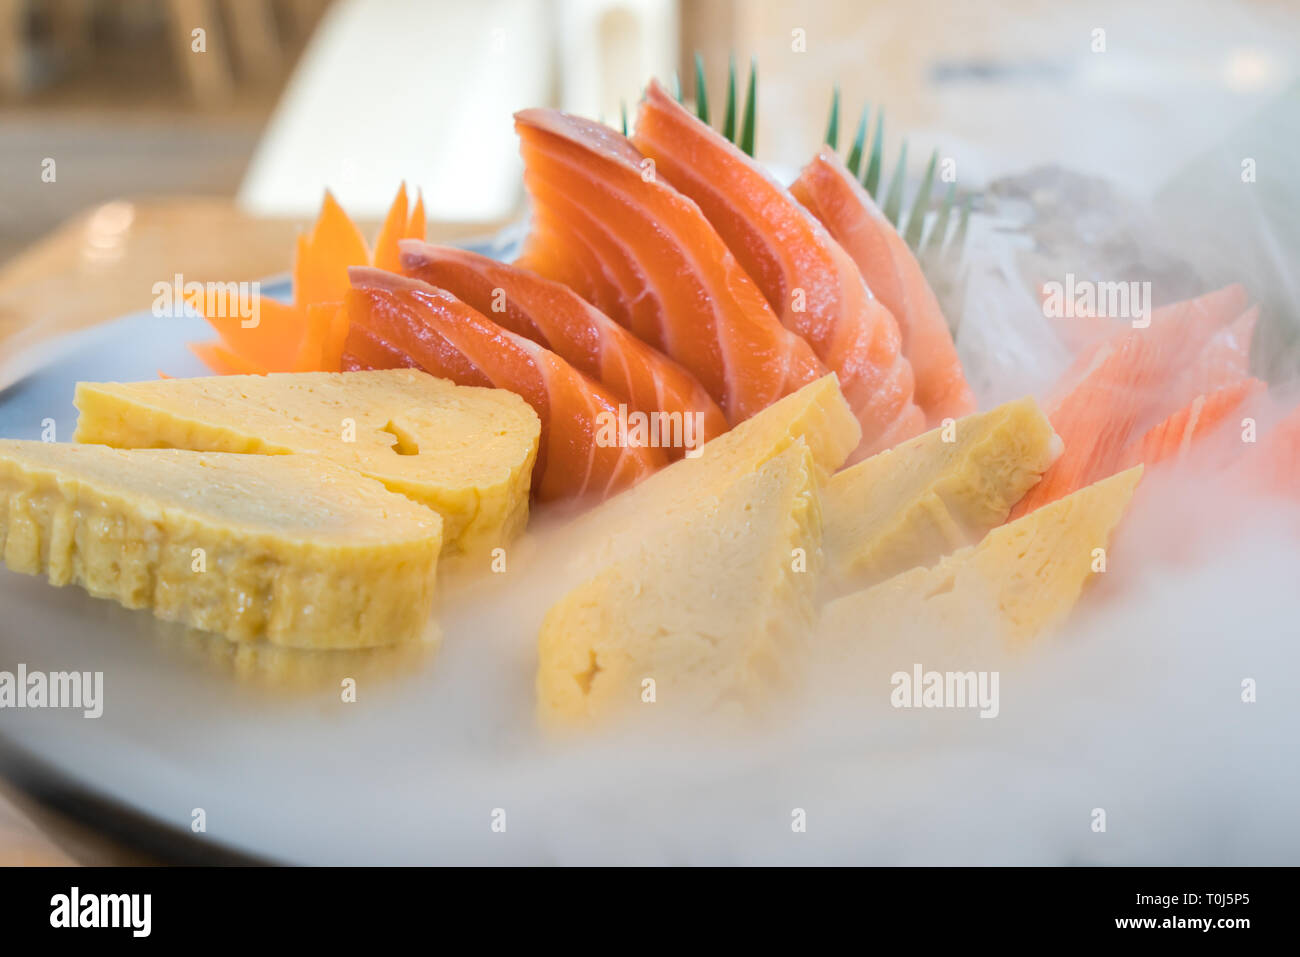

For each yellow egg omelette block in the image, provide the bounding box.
[72,369,539,563]
[824,397,1061,590]
[558,373,859,576]
[819,466,1143,661]
[0,440,442,649]
[537,441,824,729]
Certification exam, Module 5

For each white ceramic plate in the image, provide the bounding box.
[3,282,1299,866]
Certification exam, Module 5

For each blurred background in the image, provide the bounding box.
[4,0,1298,243]
[1,0,1298,375]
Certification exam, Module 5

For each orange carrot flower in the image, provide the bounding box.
[188,184,425,374]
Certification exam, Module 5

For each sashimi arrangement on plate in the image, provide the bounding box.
[2,69,1298,863]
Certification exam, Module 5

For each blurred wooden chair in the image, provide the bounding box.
[0,0,333,104]
[168,0,332,104]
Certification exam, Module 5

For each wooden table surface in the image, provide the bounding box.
[0,197,509,365]
[0,198,510,865]
[0,784,77,866]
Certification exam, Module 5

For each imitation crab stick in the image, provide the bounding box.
[345,268,668,502]
[513,107,828,427]
[633,82,927,456]
[790,146,975,426]
[399,241,728,456]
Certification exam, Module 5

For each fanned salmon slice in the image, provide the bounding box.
[344,273,492,388]
[341,323,420,372]
[523,183,671,348]
[513,107,828,426]
[1248,402,1300,497]
[518,212,619,317]
[633,83,926,457]
[522,162,824,428]
[1120,378,1265,469]
[345,267,667,502]
[789,147,974,425]
[1050,284,1250,406]
[1013,287,1257,517]
[1010,333,1161,518]
[1173,305,1258,399]
[398,241,728,457]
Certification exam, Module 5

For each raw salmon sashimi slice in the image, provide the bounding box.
[789,146,975,426]
[524,184,670,343]
[1012,289,1257,517]
[1245,402,1300,498]
[1010,333,1163,518]
[1049,284,1250,407]
[341,323,420,372]
[633,82,926,456]
[1171,305,1258,400]
[344,270,492,388]
[345,267,668,502]
[513,107,828,426]
[398,241,729,457]
[1120,378,1265,469]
